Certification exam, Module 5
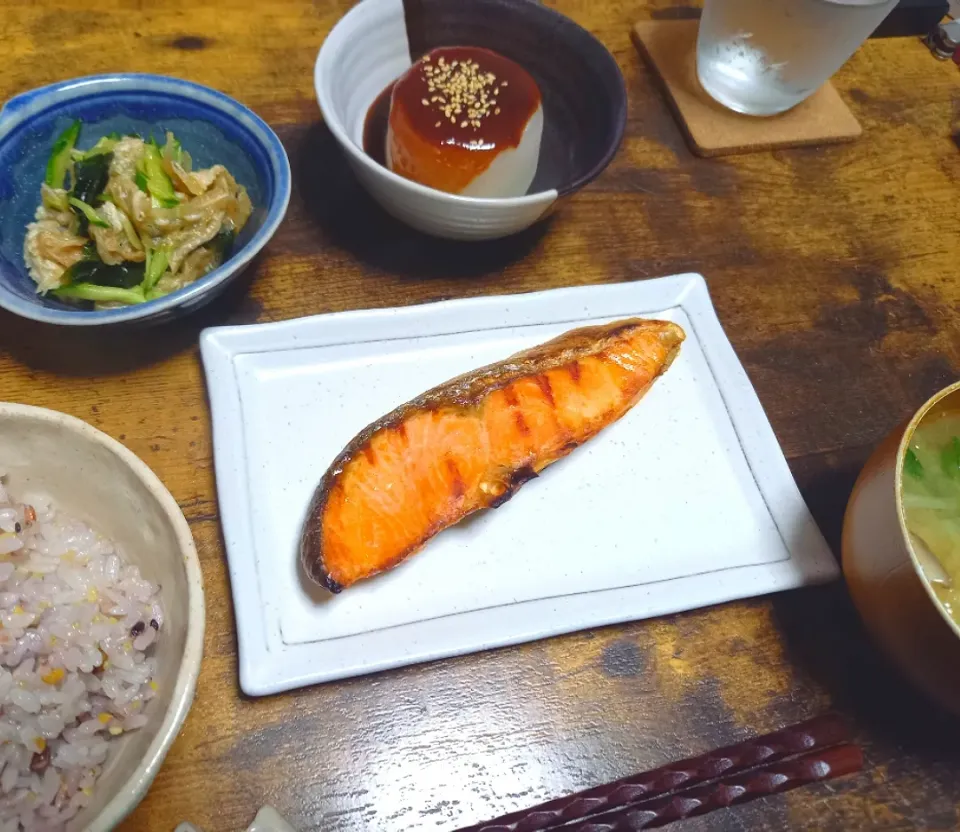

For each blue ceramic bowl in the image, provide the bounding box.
[0,74,290,326]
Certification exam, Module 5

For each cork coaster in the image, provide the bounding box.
[631,20,862,158]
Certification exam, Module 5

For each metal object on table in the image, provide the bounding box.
[871,0,950,37]
[924,18,960,59]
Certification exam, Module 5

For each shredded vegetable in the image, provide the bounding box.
[24,122,252,308]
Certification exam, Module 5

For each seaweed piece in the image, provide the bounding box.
[206,226,236,267]
[71,153,113,206]
[63,259,145,289]
[69,153,113,234]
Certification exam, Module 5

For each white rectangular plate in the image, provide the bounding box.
[201,274,837,696]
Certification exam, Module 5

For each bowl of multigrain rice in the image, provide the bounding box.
[0,402,204,831]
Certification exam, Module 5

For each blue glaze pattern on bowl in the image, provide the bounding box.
[0,74,291,326]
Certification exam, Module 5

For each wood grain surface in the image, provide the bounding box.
[2,1,960,830]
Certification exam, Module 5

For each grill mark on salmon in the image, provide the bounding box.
[300,318,686,592]
[514,410,530,436]
[447,458,465,500]
[535,373,555,407]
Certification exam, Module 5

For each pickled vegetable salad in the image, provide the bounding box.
[24,120,252,308]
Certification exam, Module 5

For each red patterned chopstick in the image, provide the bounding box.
[559,743,863,831]
[454,714,857,832]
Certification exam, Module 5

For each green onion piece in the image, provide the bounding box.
[145,285,172,302]
[162,131,183,165]
[117,210,142,252]
[45,120,81,189]
[134,170,149,193]
[54,283,145,305]
[161,132,192,172]
[67,197,109,228]
[138,143,179,207]
[82,135,119,159]
[41,185,70,213]
[143,247,170,291]
[904,448,924,480]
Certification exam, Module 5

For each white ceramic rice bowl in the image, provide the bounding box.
[0,403,204,831]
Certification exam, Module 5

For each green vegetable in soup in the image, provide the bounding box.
[902,411,960,624]
[45,120,81,189]
[904,448,924,480]
[941,436,960,480]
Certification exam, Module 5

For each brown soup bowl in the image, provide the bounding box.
[842,380,960,716]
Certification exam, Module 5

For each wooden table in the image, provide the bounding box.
[3,1,960,829]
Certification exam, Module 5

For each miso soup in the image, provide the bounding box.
[902,409,960,624]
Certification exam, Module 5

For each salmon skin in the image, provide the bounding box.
[300,318,685,593]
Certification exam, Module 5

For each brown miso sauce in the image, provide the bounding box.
[362,46,541,167]
[362,80,396,167]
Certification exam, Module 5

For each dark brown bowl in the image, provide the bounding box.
[843,381,960,716]
[315,0,628,240]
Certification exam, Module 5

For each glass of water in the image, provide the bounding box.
[696,0,898,116]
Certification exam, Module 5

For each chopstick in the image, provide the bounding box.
[453,714,860,832]
[555,744,863,831]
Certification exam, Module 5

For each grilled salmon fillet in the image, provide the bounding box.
[300,318,685,592]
